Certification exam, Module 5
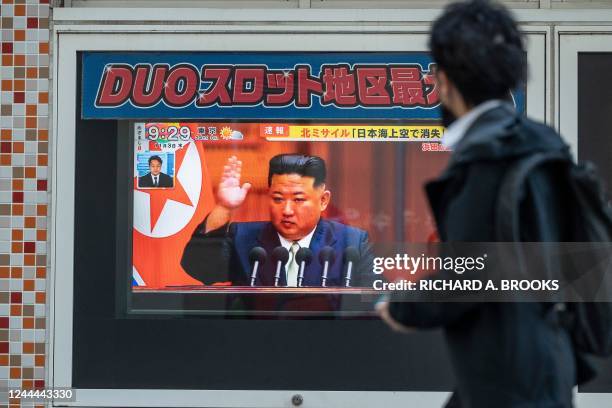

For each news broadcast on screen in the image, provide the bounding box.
[79,51,524,314]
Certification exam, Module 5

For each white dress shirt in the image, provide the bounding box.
[441,99,505,149]
[277,227,317,286]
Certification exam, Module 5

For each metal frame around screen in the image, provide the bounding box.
[557,27,612,158]
[50,12,548,407]
[557,33,612,406]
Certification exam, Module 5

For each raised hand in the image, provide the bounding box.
[217,156,251,210]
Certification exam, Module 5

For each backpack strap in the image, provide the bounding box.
[495,151,569,242]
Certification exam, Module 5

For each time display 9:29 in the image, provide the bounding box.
[146,125,192,141]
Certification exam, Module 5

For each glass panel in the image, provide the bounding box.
[577,51,612,394]
[129,121,450,316]
[578,52,612,188]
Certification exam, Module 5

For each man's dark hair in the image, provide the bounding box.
[148,155,162,166]
[268,154,326,187]
[429,0,526,106]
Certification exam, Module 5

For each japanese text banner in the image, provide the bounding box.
[82,52,526,120]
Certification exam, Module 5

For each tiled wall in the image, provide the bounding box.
[0,0,50,406]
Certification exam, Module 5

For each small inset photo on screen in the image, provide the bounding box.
[135,134,176,189]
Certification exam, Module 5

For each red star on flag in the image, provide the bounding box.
[135,144,194,231]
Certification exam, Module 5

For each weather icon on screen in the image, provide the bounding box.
[230,131,244,140]
[219,127,244,141]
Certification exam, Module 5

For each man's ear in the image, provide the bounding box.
[435,69,470,116]
[435,69,450,104]
[320,187,331,212]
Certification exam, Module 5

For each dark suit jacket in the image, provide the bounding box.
[389,104,576,407]
[138,172,173,188]
[181,218,373,287]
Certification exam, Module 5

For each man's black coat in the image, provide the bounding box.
[389,104,576,407]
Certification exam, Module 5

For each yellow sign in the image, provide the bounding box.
[265,125,445,141]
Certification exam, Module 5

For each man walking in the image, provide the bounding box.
[378,1,576,406]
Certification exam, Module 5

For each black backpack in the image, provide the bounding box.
[496,150,612,358]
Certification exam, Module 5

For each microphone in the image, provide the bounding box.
[318,246,336,287]
[248,246,267,287]
[295,247,313,287]
[271,246,290,287]
[343,247,360,288]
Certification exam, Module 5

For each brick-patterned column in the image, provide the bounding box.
[0,0,50,406]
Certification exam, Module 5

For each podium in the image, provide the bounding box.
[131,286,380,316]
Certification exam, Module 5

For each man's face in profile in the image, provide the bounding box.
[149,159,162,176]
[268,173,330,241]
[434,69,458,128]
